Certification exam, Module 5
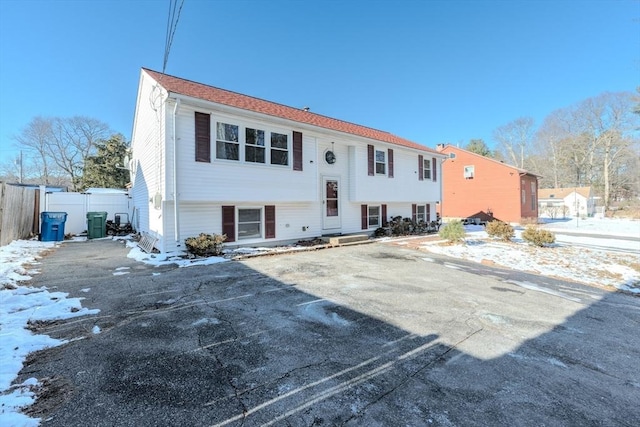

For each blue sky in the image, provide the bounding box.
[0,0,638,163]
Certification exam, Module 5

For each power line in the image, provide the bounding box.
[162,0,185,73]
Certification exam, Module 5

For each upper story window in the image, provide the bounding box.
[375,150,386,175]
[216,122,239,160]
[245,128,265,163]
[464,165,475,179]
[423,159,432,180]
[270,132,289,166]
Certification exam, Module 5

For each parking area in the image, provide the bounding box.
[22,239,640,426]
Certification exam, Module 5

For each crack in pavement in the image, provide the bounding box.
[340,327,484,425]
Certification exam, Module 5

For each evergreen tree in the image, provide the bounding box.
[81,134,130,190]
[465,139,493,157]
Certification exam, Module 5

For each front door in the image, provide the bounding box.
[323,177,341,230]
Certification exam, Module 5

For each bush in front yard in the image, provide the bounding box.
[522,227,555,247]
[485,221,514,242]
[185,233,227,256]
[439,220,465,243]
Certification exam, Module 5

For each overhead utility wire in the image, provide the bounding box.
[162,0,185,73]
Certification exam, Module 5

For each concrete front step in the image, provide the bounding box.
[326,234,370,246]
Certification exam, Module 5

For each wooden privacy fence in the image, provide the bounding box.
[0,182,39,246]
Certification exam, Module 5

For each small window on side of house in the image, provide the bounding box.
[423,159,432,180]
[464,165,475,179]
[375,150,386,175]
[416,205,426,223]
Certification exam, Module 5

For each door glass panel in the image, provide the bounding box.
[326,200,338,217]
[326,180,338,217]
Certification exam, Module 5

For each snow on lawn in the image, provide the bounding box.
[422,219,640,294]
[0,240,99,427]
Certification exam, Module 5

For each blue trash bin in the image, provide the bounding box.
[40,212,68,241]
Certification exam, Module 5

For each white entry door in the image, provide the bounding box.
[322,177,341,230]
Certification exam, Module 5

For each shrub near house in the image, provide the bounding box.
[485,221,515,242]
[522,227,555,247]
[439,220,465,243]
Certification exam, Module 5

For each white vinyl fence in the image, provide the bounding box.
[45,191,132,235]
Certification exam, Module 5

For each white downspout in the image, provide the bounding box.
[172,97,181,247]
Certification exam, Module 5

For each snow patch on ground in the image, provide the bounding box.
[0,240,100,426]
[422,219,639,293]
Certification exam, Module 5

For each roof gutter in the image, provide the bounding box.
[167,92,443,156]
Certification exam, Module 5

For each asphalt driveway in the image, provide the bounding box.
[20,239,640,426]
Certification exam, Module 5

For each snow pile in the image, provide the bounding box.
[0,240,99,426]
[125,242,228,268]
[422,220,640,293]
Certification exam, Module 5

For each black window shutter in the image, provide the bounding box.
[361,204,368,230]
[432,157,437,182]
[222,205,235,242]
[388,149,394,178]
[265,205,276,239]
[418,155,424,181]
[293,131,303,171]
[426,204,431,222]
[412,204,417,222]
[367,145,374,176]
[382,204,387,226]
[194,112,211,163]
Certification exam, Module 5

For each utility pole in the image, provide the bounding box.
[15,151,23,184]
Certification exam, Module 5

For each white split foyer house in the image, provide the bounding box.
[130,68,445,253]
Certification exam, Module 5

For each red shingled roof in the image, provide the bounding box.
[143,68,437,154]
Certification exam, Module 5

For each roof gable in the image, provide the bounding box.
[439,144,541,177]
[538,187,592,200]
[142,68,439,154]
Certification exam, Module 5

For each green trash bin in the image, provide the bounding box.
[87,211,108,239]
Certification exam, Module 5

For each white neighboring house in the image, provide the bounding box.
[538,187,596,219]
[129,69,445,253]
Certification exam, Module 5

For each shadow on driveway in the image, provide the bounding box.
[19,239,640,426]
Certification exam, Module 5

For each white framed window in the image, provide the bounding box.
[522,190,526,205]
[216,122,239,160]
[375,150,386,175]
[368,206,381,228]
[238,208,262,240]
[464,165,474,179]
[270,132,289,166]
[416,205,426,223]
[245,127,265,163]
[423,159,432,180]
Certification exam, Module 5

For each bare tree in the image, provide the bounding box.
[10,116,112,190]
[533,109,575,188]
[493,117,535,169]
[47,116,111,190]
[13,117,55,184]
[574,92,639,210]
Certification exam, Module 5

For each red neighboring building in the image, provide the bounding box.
[437,145,540,223]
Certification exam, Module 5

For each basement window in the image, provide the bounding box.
[368,206,381,228]
[238,208,262,240]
